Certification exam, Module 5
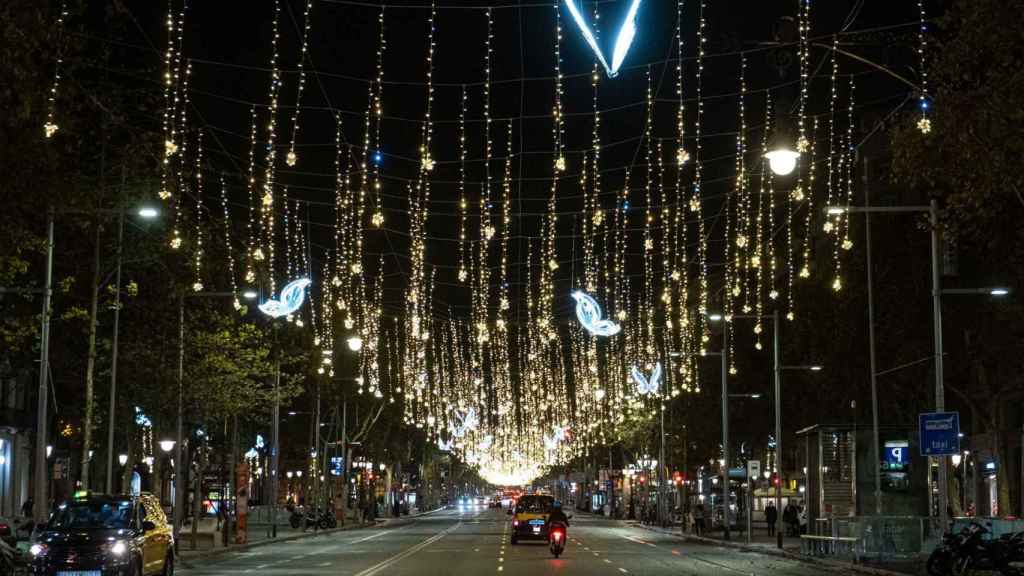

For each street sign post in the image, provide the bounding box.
[920,412,960,456]
[747,460,761,480]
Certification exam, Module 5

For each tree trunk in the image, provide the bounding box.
[80,219,103,489]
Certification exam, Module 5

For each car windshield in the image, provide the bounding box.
[517,496,553,514]
[48,498,134,530]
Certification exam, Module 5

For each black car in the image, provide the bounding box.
[28,492,174,576]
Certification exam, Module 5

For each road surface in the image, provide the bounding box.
[177,507,849,575]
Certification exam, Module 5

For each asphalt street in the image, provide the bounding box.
[177,508,850,575]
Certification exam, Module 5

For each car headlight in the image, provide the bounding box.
[110,540,128,556]
[29,543,48,557]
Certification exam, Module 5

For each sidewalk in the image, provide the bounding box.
[627,521,918,576]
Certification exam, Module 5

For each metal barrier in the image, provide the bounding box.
[800,534,861,562]
[832,516,930,561]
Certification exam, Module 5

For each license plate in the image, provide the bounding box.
[529,519,545,525]
[57,572,101,576]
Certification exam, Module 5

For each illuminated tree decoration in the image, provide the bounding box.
[437,438,453,452]
[563,0,643,78]
[258,278,312,318]
[631,362,662,396]
[572,290,621,336]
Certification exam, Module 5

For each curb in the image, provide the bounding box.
[177,506,447,565]
[631,523,911,576]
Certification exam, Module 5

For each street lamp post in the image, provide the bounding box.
[105,205,159,494]
[33,209,55,523]
[827,201,1010,531]
[723,311,821,548]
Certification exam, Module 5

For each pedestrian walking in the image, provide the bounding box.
[694,503,706,536]
[783,503,798,536]
[765,502,778,536]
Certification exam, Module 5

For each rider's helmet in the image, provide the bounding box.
[553,501,563,510]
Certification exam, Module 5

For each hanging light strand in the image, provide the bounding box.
[693,0,709,352]
[43,0,69,139]
[221,177,242,310]
[284,0,314,168]
[371,6,387,227]
[245,105,260,284]
[458,84,469,283]
[170,60,193,251]
[916,0,931,134]
[261,0,283,294]
[192,129,205,293]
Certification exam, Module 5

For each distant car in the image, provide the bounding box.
[29,491,174,575]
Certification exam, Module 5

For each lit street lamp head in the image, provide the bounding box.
[989,288,1010,296]
[137,206,159,219]
[347,336,363,351]
[159,440,176,453]
[765,149,800,176]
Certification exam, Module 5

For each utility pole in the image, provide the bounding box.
[33,209,55,523]
[772,310,783,549]
[864,158,882,515]
[720,335,730,540]
[105,205,124,494]
[174,295,184,546]
[929,198,949,531]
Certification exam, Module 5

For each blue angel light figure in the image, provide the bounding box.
[572,290,622,337]
[564,0,643,78]
[258,278,312,318]
[632,362,663,396]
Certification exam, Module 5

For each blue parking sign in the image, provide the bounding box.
[919,412,960,456]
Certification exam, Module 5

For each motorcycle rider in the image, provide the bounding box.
[547,501,570,528]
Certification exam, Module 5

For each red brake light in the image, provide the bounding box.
[553,531,562,541]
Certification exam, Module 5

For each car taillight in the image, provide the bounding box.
[553,531,562,541]
[513,520,519,527]
[0,523,9,535]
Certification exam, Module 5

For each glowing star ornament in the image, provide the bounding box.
[676,148,690,166]
[563,0,643,78]
[632,362,663,395]
[258,278,312,318]
[572,290,621,337]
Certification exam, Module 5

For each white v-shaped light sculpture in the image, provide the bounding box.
[564,0,643,78]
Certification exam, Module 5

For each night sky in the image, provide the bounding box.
[116,0,923,320]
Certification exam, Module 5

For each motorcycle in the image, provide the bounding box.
[0,537,28,576]
[548,521,568,558]
[290,507,338,530]
[927,523,1024,576]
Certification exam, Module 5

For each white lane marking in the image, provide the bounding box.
[498,567,504,572]
[256,565,269,569]
[353,522,461,576]
[624,535,653,546]
[604,559,612,564]
[618,568,629,574]
[350,530,391,545]
[318,561,332,567]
